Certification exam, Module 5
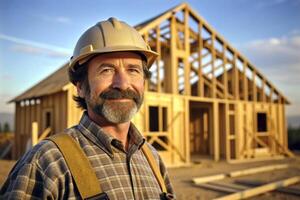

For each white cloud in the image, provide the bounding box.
[0,33,71,58]
[255,0,291,9]
[31,14,72,24]
[11,44,70,58]
[240,34,300,73]
[55,16,71,24]
[239,33,300,116]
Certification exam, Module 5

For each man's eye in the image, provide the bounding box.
[100,68,114,74]
[128,68,142,74]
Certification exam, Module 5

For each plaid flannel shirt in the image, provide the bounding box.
[0,112,175,199]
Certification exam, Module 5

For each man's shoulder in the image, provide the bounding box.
[143,142,160,161]
[15,127,80,171]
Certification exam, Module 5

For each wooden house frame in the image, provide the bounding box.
[10,3,292,166]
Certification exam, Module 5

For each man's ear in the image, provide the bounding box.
[76,82,85,98]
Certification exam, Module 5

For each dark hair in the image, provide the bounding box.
[69,56,151,110]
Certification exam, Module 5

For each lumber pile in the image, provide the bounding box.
[192,164,300,199]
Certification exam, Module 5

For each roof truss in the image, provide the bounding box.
[136,3,289,104]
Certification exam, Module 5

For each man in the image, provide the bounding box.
[0,18,175,199]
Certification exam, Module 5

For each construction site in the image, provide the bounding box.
[1,3,299,199]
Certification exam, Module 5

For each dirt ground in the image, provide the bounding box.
[1,156,300,199]
[168,155,300,199]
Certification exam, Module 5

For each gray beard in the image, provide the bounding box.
[99,100,138,123]
[91,96,143,124]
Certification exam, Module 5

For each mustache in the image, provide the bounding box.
[99,88,141,101]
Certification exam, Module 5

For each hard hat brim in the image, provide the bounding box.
[69,46,158,71]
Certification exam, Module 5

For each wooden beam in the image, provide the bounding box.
[211,33,217,98]
[243,61,248,101]
[170,15,178,94]
[223,44,228,99]
[225,103,230,161]
[31,122,38,146]
[193,174,226,184]
[156,26,162,93]
[137,3,187,35]
[213,101,220,161]
[184,7,191,95]
[229,164,289,177]
[233,53,239,100]
[196,183,240,193]
[252,71,257,101]
[235,179,300,196]
[213,176,300,200]
[197,20,204,97]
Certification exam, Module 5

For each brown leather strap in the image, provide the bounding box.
[47,133,167,197]
[47,134,102,199]
[141,144,168,193]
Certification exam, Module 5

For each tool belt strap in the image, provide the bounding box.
[47,133,167,198]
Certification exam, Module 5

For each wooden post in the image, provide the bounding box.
[213,101,220,161]
[170,15,178,94]
[184,7,191,95]
[144,32,150,91]
[243,61,248,101]
[211,33,217,98]
[198,21,204,97]
[225,102,230,161]
[156,26,162,93]
[252,70,257,102]
[233,53,239,100]
[31,122,38,146]
[223,44,228,99]
[262,78,266,102]
[184,97,190,163]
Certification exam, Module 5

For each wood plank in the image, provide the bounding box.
[196,183,239,193]
[193,163,288,184]
[209,182,249,191]
[235,179,300,196]
[193,174,226,184]
[213,176,300,200]
[229,164,289,177]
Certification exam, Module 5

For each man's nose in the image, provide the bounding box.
[112,70,130,90]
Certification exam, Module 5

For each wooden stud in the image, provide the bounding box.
[213,101,220,161]
[31,122,38,146]
[211,33,217,98]
[233,53,239,100]
[223,45,228,99]
[198,21,204,97]
[170,15,178,94]
[184,7,191,96]
[156,26,162,93]
[243,61,248,101]
[225,102,230,161]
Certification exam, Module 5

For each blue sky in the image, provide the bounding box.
[0,0,300,116]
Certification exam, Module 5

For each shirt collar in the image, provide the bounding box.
[78,112,145,158]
